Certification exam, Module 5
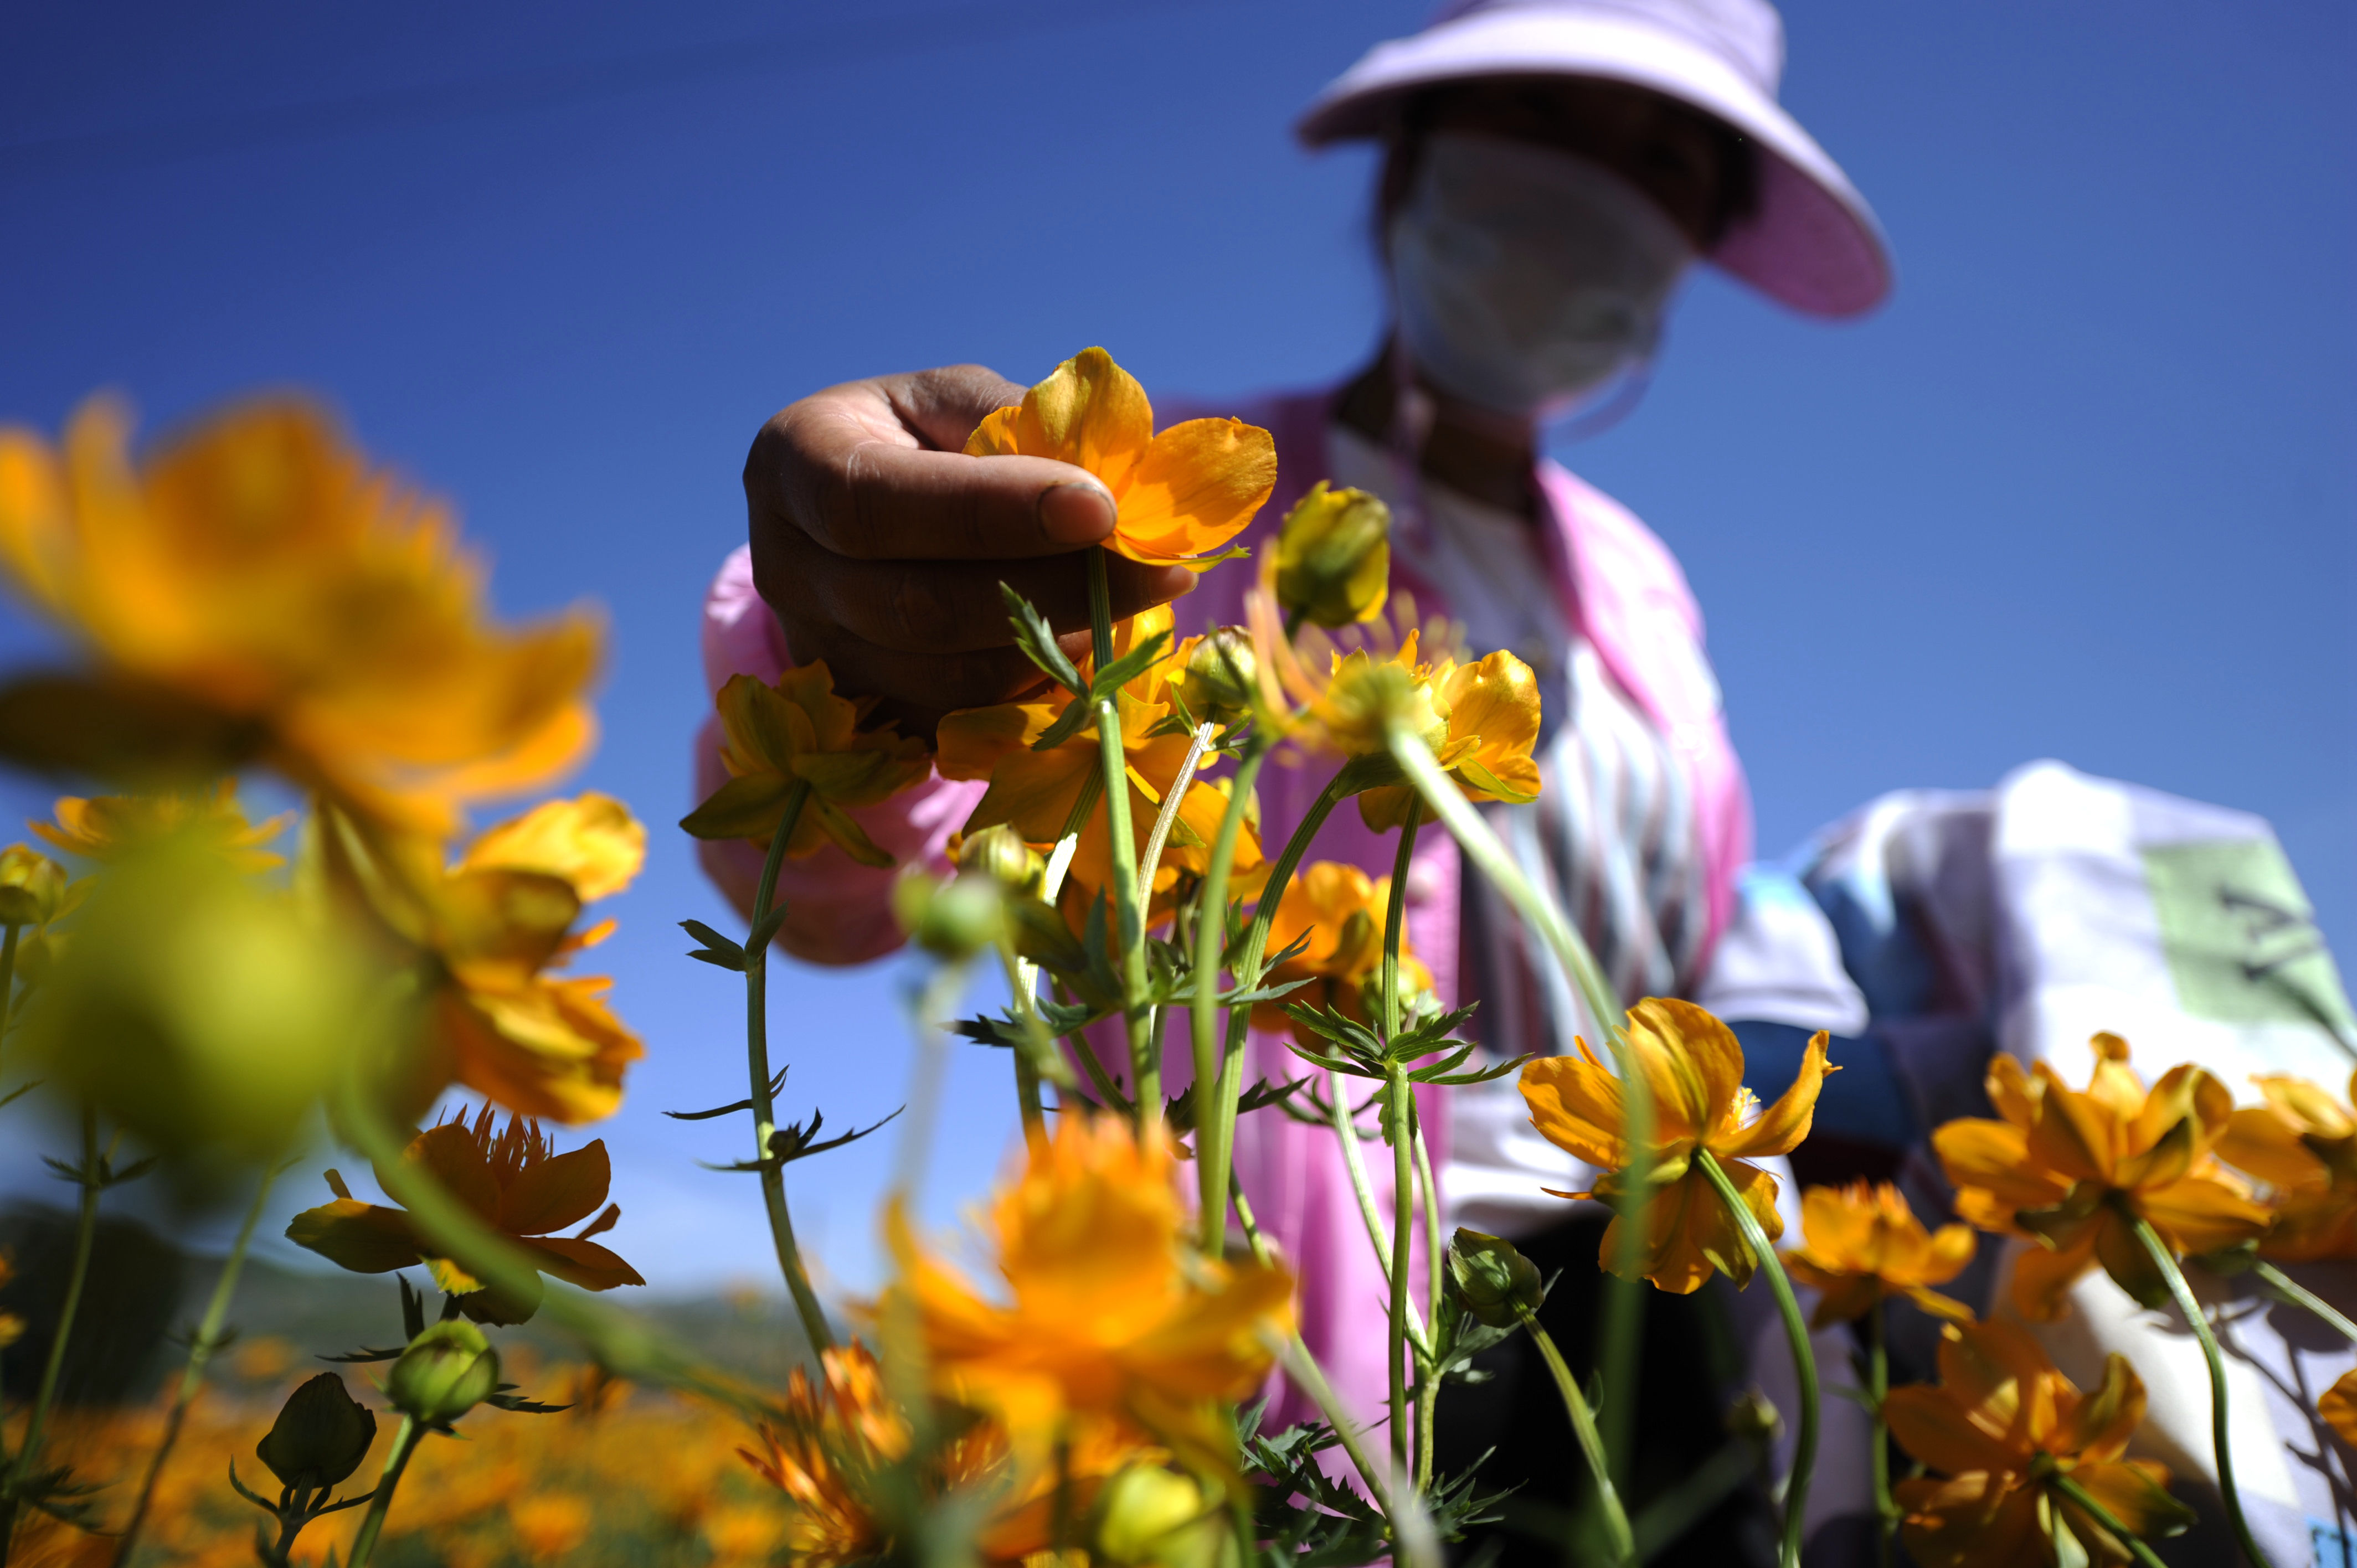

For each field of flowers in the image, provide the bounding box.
[2,349,2356,1568]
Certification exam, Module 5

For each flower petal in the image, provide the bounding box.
[1113,419,1277,567]
[1624,997,1746,1144]
[285,1199,423,1273]
[1520,1050,1628,1169]
[526,1236,646,1291]
[1720,1029,1835,1159]
[2063,1460,2196,1546]
[496,1140,611,1236]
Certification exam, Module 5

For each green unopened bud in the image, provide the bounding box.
[256,1372,379,1491]
[0,844,68,927]
[387,1320,500,1424]
[1094,1464,1219,1568]
[892,869,1006,960]
[1725,1388,1782,1443]
[1274,482,1390,630]
[1172,628,1258,728]
[955,823,1043,895]
[1445,1228,1545,1328]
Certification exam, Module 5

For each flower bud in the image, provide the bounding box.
[0,844,68,927]
[256,1372,378,1490]
[1445,1228,1544,1328]
[1274,483,1390,630]
[955,823,1043,895]
[1725,1388,1782,1442]
[892,869,1006,961]
[1171,628,1258,729]
[1094,1464,1219,1568]
[387,1320,500,1424]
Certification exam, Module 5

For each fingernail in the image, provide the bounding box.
[1037,481,1116,543]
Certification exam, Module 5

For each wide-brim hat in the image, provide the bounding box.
[1298,0,1891,317]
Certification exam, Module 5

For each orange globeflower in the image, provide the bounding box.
[1520,997,1835,1294]
[286,1106,644,1324]
[1250,862,1433,1045]
[0,398,600,838]
[1885,1319,2194,1567]
[2213,1071,2357,1261]
[681,663,933,869]
[2319,1369,2357,1449]
[1781,1180,1976,1328]
[938,605,1263,913]
[964,349,1275,572]
[1932,1033,2268,1321]
[881,1113,1294,1481]
[1356,648,1543,831]
[34,781,289,873]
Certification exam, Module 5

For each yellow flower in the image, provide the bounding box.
[0,841,70,927]
[1520,997,1836,1294]
[1932,1033,2268,1321]
[939,605,1264,912]
[965,349,1275,572]
[2319,1369,2357,1449]
[2212,1070,2357,1261]
[0,1249,20,1350]
[1356,649,1543,832]
[0,397,601,838]
[508,1494,593,1562]
[681,663,934,868]
[1885,1319,2195,1567]
[1273,482,1389,628]
[402,793,646,1123]
[1250,862,1433,1045]
[1781,1180,1977,1328]
[881,1113,1294,1481]
[33,781,289,873]
[285,1105,644,1324]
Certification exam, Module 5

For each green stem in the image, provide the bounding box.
[1,1105,103,1558]
[1136,720,1216,911]
[1192,738,1270,1254]
[997,941,1049,1151]
[1085,551,1154,1134]
[114,1160,283,1566]
[1868,1298,1893,1568]
[0,921,19,1074]
[1412,1109,1442,1495]
[1325,1069,1429,1347]
[2251,1258,2357,1344]
[1385,725,1649,1478]
[1380,800,1419,1043]
[1274,1332,1397,1522]
[1380,802,1421,1474]
[747,780,832,1356]
[2124,1213,2273,1568]
[1695,1149,1815,1568]
[1515,1306,1637,1567]
[341,1415,423,1568]
[2045,1469,2175,1568]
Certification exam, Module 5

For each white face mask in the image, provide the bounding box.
[1387,131,1694,422]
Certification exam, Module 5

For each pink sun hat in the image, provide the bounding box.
[1297,0,1892,318]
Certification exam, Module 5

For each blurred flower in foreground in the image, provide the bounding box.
[0,842,70,929]
[1782,1180,1976,1329]
[0,397,601,837]
[286,1106,643,1324]
[2320,1370,2357,1448]
[882,1113,1293,1481]
[1933,1033,2267,1321]
[940,604,1264,911]
[2214,1070,2357,1261]
[1885,1318,2193,1567]
[334,792,646,1124]
[1273,482,1390,629]
[33,781,288,873]
[965,348,1275,572]
[1521,998,1834,1293]
[19,831,386,1160]
[0,1250,22,1349]
[1250,861,1432,1045]
[680,664,933,869]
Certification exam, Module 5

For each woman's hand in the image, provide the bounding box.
[744,364,1194,737]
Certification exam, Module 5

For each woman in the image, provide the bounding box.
[698,0,1889,1557]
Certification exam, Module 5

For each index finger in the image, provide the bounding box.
[748,364,1118,563]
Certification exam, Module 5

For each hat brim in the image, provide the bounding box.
[1296,9,1892,318]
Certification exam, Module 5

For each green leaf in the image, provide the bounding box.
[1000,582,1086,695]
[677,773,792,842]
[1088,629,1172,702]
[1027,694,1097,753]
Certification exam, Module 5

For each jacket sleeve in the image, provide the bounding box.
[694,546,984,966]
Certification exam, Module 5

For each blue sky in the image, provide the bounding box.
[1,0,2349,1294]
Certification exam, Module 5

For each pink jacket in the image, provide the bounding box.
[696,386,1750,1433]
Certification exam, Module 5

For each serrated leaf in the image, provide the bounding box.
[1000,582,1085,695]
[1088,629,1171,702]
[1027,695,1097,754]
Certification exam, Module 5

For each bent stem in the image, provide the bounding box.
[1137,720,1216,911]
[342,1415,424,1568]
[1695,1149,1816,1568]
[0,1105,102,1559]
[1515,1305,1637,1567]
[1084,550,1155,1133]
[746,779,833,1355]
[1386,725,1650,1474]
[1273,1332,1397,1525]
[2124,1211,2273,1568]
[115,1158,284,1566]
[2250,1258,2357,1345]
[2044,1469,2174,1568]
[1191,737,1270,1254]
